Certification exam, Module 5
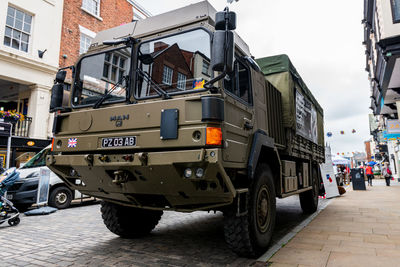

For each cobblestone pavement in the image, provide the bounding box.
[0,196,327,267]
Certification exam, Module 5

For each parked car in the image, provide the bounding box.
[6,146,89,210]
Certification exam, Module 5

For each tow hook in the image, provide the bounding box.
[138,152,148,166]
[84,154,94,166]
[112,170,129,185]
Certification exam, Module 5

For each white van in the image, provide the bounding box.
[7,146,90,209]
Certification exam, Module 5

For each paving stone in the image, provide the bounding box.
[321,244,376,255]
[269,247,330,267]
[328,235,363,242]
[269,263,297,267]
[326,252,400,267]
[284,241,323,251]
[290,236,340,246]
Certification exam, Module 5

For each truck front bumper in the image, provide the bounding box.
[47,148,235,211]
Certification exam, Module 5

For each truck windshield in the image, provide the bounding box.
[135,29,211,99]
[72,46,132,106]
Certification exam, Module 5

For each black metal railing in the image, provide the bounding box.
[13,116,32,137]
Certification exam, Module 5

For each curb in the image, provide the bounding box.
[256,198,333,262]
[257,185,351,262]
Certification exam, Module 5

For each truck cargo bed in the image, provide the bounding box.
[256,54,324,148]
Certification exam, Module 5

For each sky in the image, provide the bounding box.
[135,0,371,155]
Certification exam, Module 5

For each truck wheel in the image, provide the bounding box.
[223,164,276,257]
[299,166,319,214]
[48,186,73,209]
[100,201,163,238]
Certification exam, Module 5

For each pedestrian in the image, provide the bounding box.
[366,164,374,186]
[382,163,392,186]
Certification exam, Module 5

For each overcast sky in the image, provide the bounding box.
[135,0,371,155]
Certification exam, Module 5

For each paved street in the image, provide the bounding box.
[268,179,400,267]
[0,195,327,266]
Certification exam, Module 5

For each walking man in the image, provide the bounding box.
[366,164,374,186]
[382,163,392,186]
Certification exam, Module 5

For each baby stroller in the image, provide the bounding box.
[0,167,20,226]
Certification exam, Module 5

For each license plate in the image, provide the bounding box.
[101,136,137,148]
[6,194,12,200]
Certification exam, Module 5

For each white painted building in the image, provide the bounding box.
[0,0,63,165]
[0,0,63,139]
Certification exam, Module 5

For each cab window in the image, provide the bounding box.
[223,59,252,105]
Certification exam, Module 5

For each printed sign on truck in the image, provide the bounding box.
[296,90,318,143]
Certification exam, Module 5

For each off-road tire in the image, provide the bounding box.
[299,165,319,214]
[48,186,73,209]
[100,201,163,238]
[223,164,276,257]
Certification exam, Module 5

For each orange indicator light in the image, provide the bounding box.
[206,127,222,145]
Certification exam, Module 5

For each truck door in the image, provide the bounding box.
[223,59,254,164]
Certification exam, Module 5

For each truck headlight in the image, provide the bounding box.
[70,168,77,176]
[195,168,204,178]
[184,168,192,178]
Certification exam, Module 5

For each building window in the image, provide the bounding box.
[162,65,173,85]
[202,60,210,76]
[82,0,100,17]
[103,52,127,83]
[4,6,32,53]
[79,34,92,54]
[391,0,400,23]
[177,72,186,90]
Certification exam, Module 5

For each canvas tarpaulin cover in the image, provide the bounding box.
[256,54,324,146]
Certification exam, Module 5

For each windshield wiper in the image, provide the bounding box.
[93,76,128,109]
[136,68,171,99]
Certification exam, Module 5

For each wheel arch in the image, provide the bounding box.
[247,130,281,194]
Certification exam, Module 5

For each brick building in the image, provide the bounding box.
[365,140,372,162]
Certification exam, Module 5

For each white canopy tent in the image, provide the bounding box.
[332,155,350,165]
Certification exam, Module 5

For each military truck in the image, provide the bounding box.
[47,1,324,257]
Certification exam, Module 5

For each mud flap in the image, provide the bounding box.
[235,188,248,216]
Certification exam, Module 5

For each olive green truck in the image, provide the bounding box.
[47,1,324,257]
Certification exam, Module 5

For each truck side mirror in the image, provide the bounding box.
[211,10,236,73]
[204,8,236,90]
[50,84,64,112]
[215,11,236,30]
[50,70,66,112]
[138,53,154,65]
[55,70,66,83]
[211,31,234,72]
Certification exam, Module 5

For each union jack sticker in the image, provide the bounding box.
[67,138,77,148]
